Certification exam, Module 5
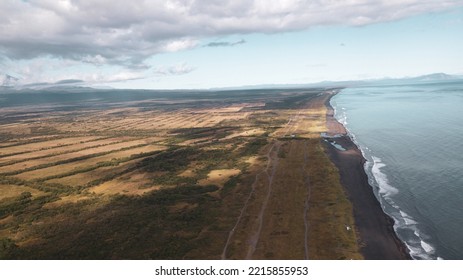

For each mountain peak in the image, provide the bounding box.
[414,73,455,81]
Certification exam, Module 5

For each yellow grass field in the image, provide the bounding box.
[89,171,161,195]
[15,144,166,180]
[0,139,161,173]
[0,136,98,155]
[0,88,361,260]
[0,184,45,200]
[198,169,241,188]
[0,137,119,164]
[46,159,143,187]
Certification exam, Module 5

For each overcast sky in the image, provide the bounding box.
[1,0,463,89]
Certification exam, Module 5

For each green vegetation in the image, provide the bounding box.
[3,184,220,259]
[305,139,361,259]
[38,149,163,182]
[220,175,240,197]
[171,127,234,140]
[0,137,130,167]
[238,136,268,156]
[263,90,321,109]
[0,126,270,259]
[150,174,196,186]
[139,147,197,172]
[0,192,33,218]
[0,87,360,260]
[0,238,19,259]
[0,143,150,176]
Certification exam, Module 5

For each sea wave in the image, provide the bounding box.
[330,93,440,260]
[371,156,399,196]
[367,150,442,259]
[332,102,348,127]
[357,133,439,260]
[399,210,418,226]
[363,146,440,259]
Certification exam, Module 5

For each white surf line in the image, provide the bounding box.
[303,141,311,259]
[245,142,281,259]
[221,141,278,260]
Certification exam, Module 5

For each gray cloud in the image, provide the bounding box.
[1,0,462,68]
[204,39,246,47]
[1,73,19,87]
[55,79,84,84]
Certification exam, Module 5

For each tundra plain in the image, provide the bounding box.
[0,88,360,259]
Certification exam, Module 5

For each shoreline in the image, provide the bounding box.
[323,91,411,260]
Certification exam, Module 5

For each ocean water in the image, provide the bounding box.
[331,81,463,260]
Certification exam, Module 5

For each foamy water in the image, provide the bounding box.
[331,80,463,260]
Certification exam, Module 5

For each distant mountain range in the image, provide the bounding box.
[1,72,462,92]
[207,73,463,91]
[410,73,456,81]
[368,73,461,84]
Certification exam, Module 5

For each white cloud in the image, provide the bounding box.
[82,55,107,65]
[162,39,199,52]
[3,56,146,85]
[0,0,462,68]
[89,71,146,83]
[153,63,196,76]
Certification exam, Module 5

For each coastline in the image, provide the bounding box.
[323,91,411,260]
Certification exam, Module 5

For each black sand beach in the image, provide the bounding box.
[324,94,410,260]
